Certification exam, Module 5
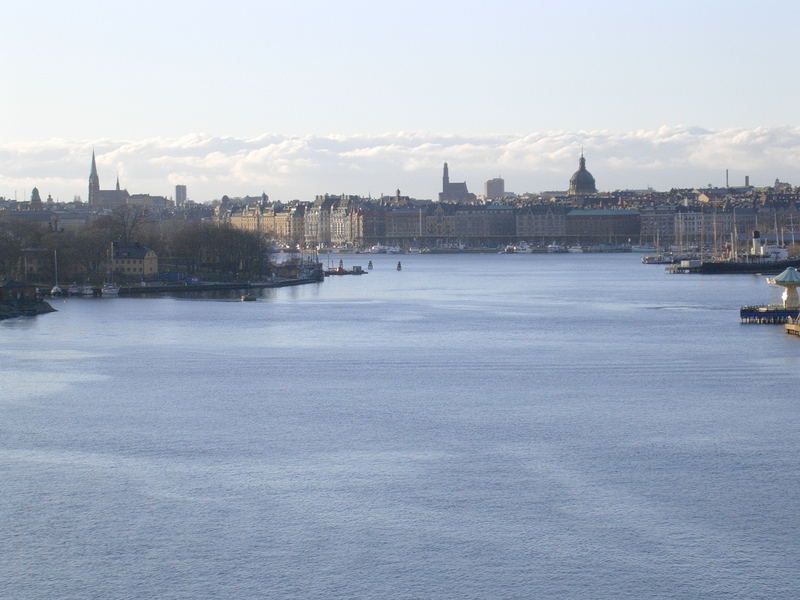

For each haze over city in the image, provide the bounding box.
[3,0,799,201]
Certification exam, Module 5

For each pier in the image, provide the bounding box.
[118,276,321,296]
[785,322,800,336]
[739,305,799,324]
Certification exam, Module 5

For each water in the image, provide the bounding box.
[3,253,799,599]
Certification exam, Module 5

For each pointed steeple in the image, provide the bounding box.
[443,162,450,192]
[88,149,100,205]
[116,174,120,191]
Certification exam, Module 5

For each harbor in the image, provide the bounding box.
[5,251,800,600]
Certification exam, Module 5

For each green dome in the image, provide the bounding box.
[773,267,800,284]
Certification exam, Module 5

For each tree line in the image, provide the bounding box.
[0,207,274,283]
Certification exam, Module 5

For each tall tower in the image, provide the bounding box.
[175,184,187,207]
[88,150,100,205]
[442,162,450,193]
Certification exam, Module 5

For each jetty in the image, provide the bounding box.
[740,266,800,324]
[118,275,322,296]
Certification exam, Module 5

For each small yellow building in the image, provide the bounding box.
[110,242,158,278]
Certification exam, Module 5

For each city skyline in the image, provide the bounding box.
[2,126,799,204]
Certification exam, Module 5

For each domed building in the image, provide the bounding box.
[568,153,597,196]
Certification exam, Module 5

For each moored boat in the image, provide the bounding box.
[101,283,120,296]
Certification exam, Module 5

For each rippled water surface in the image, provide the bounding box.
[3,254,799,599]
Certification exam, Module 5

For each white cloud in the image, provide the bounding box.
[1,126,800,203]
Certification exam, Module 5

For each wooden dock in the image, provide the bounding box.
[785,323,800,336]
[740,305,799,324]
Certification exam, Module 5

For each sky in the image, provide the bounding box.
[2,0,799,202]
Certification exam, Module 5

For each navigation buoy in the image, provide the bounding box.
[396,261,402,271]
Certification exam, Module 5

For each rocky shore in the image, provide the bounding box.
[0,299,57,321]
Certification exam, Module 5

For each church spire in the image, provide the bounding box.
[443,162,450,191]
[88,149,100,205]
[116,174,120,191]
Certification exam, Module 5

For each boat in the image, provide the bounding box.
[396,261,402,271]
[694,257,800,274]
[641,254,679,264]
[67,283,80,296]
[101,283,120,296]
[546,243,567,253]
[240,293,257,301]
[631,244,657,253]
[81,285,98,296]
[324,259,367,276]
[567,245,584,254]
[50,250,64,296]
[514,241,534,253]
[368,244,401,254]
[502,242,533,254]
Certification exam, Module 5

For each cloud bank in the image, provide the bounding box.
[2,126,800,203]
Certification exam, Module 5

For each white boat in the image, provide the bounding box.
[80,285,96,296]
[567,245,584,253]
[513,241,534,254]
[546,243,567,253]
[631,244,657,253]
[101,283,120,296]
[378,244,401,254]
[67,283,80,296]
[51,250,64,296]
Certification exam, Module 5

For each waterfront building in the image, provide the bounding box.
[566,209,639,244]
[109,242,158,278]
[304,196,336,247]
[385,207,423,244]
[423,203,458,240]
[330,196,359,249]
[454,205,516,243]
[516,205,568,241]
[352,205,386,248]
[639,206,677,248]
[568,153,598,196]
[274,204,305,246]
